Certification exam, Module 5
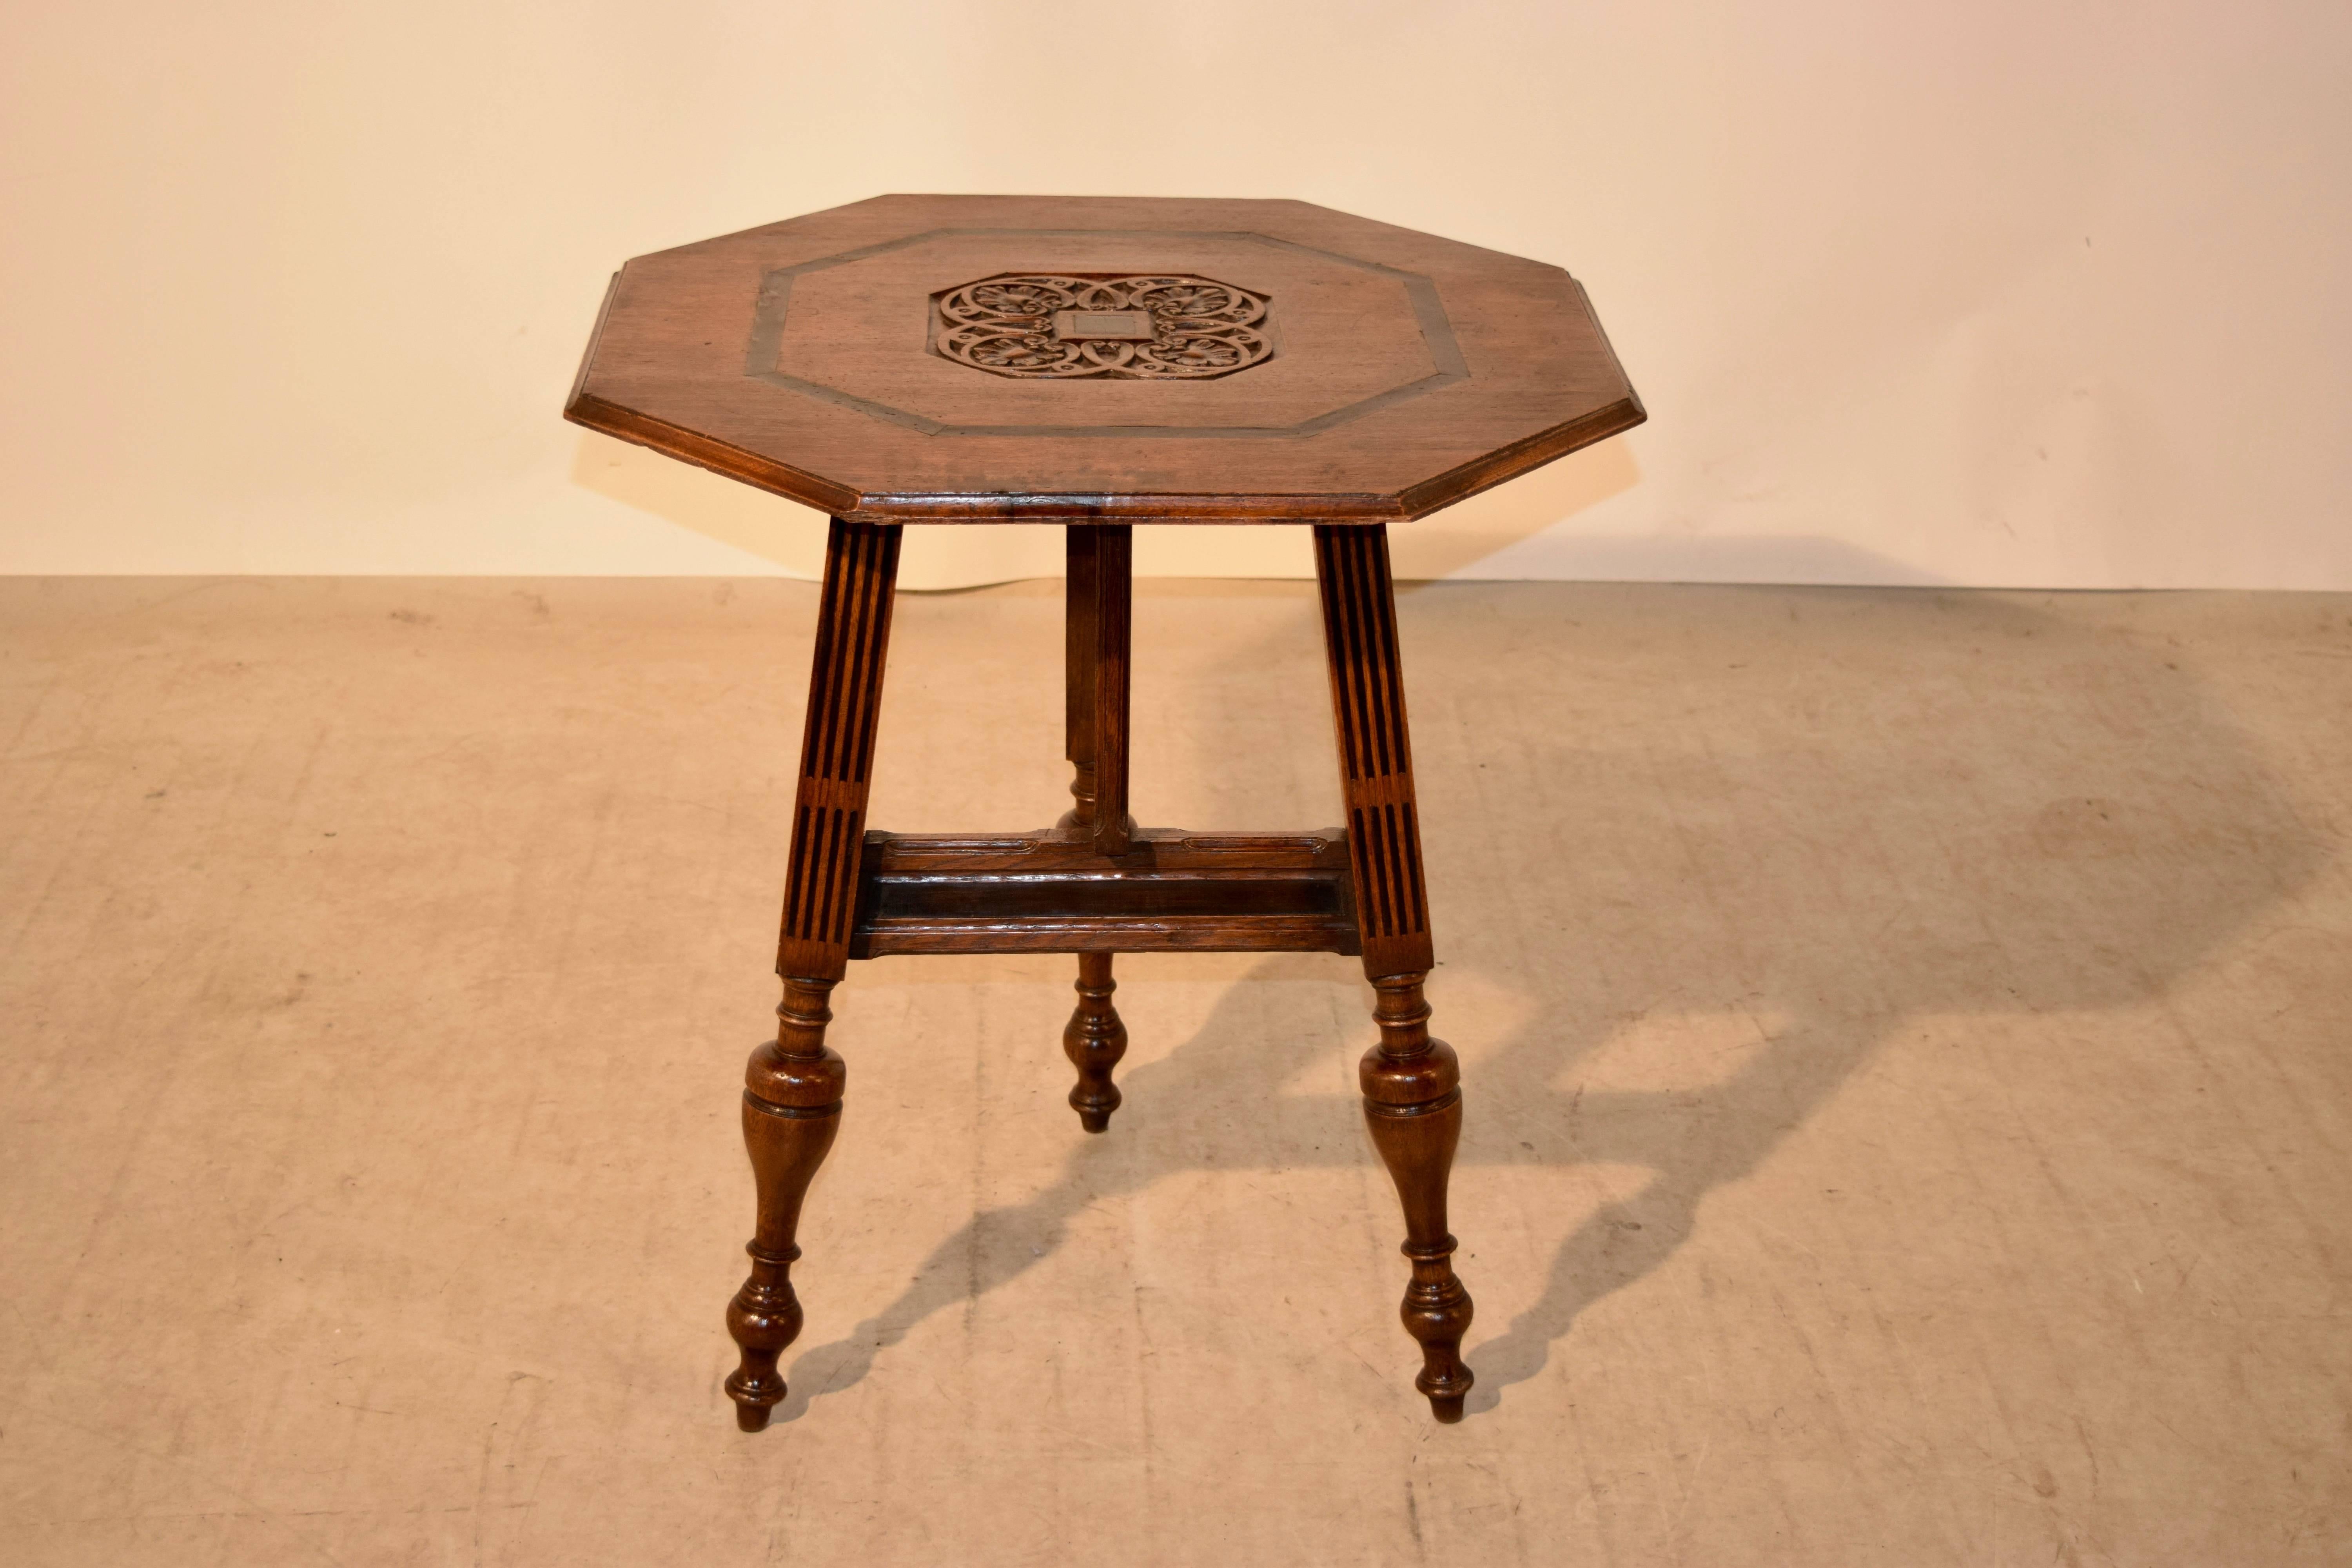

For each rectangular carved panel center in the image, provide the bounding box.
[932,273,1274,380]
[1054,309,1157,342]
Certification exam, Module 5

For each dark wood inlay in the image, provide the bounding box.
[569,194,1645,524]
[563,195,1655,1426]
[776,519,902,981]
[744,227,1461,439]
[1314,523,1432,970]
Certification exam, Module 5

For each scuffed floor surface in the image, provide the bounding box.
[2,576,2348,1566]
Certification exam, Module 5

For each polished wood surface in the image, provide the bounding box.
[727,519,1473,1425]
[1314,525,1434,980]
[1062,950,1127,1134]
[565,194,1643,524]
[726,976,844,1431]
[1058,523,1134,1129]
[772,519,901,985]
[728,517,901,1430]
[1315,524,1473,1419]
[847,826,1357,956]
[572,198,1645,1428]
[1078,524,1133,856]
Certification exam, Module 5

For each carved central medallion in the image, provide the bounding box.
[932,272,1274,380]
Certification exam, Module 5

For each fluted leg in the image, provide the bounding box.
[728,516,900,1431]
[726,979,845,1430]
[1314,523,1475,1420]
[1062,951,1129,1132]
[1360,975,1474,1421]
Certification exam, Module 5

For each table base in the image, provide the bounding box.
[724,519,1475,1427]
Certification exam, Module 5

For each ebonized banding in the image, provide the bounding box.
[744,227,1465,440]
[777,519,902,979]
[1314,524,1432,967]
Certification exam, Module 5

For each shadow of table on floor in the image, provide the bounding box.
[770,585,2323,1421]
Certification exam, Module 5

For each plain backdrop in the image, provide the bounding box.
[2,0,2347,590]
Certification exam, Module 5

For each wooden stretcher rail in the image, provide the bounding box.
[847,827,1362,957]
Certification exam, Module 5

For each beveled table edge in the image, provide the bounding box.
[563,267,1648,525]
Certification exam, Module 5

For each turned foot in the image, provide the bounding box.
[726,978,845,1431]
[1063,951,1129,1132]
[1360,974,1475,1419]
[726,1236,806,1430]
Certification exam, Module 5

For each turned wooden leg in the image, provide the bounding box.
[727,979,845,1430]
[1314,522,1475,1420]
[1056,524,1136,1130]
[1361,975,1474,1420]
[728,516,900,1432]
[1063,950,1129,1132]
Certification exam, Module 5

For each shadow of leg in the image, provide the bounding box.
[1463,1009,1892,1410]
[772,958,1354,1420]
[769,1136,1120,1423]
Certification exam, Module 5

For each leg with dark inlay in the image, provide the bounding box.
[1314,523,1475,1420]
[727,517,900,1431]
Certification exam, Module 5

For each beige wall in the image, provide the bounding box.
[3,2,2346,590]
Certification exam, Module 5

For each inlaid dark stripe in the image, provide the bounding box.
[1399,802,1426,933]
[1316,524,1431,949]
[778,520,903,969]
[850,529,902,783]
[786,803,815,938]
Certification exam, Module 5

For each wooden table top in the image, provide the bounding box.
[565,195,1643,525]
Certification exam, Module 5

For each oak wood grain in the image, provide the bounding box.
[774,519,901,983]
[565,195,1643,524]
[1315,522,1474,1419]
[728,518,897,1429]
[846,827,1357,957]
[621,192,1642,1430]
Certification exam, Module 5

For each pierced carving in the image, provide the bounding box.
[933,273,1274,380]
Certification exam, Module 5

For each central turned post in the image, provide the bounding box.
[1058,524,1133,1131]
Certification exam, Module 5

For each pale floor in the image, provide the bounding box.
[2,576,2348,1566]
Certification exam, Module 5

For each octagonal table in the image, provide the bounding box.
[565,194,1643,1426]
